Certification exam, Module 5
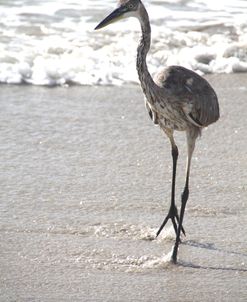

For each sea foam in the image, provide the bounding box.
[0,0,246,86]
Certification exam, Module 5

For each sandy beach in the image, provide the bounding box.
[0,74,247,301]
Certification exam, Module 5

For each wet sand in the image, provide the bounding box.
[0,74,247,301]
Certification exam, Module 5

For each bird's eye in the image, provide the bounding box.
[128,4,134,9]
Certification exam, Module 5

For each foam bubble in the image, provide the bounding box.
[0,0,247,86]
[142,249,175,268]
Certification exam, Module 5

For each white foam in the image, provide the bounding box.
[0,0,247,86]
[156,226,176,242]
[141,248,176,269]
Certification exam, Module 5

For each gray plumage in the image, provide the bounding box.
[95,0,220,263]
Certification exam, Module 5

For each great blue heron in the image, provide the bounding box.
[95,0,220,263]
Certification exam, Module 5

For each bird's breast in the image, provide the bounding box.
[147,100,189,131]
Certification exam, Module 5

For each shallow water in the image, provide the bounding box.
[0,0,247,85]
[0,74,247,300]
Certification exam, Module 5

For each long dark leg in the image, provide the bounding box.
[172,172,189,263]
[156,130,185,237]
[172,130,197,263]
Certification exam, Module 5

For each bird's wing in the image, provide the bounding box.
[154,66,220,127]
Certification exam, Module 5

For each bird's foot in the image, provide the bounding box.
[156,205,186,238]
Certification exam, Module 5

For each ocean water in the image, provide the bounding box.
[0,0,247,86]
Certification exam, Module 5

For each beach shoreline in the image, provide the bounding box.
[0,73,247,301]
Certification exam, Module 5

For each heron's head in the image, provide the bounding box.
[94,0,141,30]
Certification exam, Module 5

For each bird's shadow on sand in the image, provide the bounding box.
[178,240,247,272]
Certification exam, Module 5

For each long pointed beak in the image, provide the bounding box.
[94,7,126,30]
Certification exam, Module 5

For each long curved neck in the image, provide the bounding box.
[136,3,155,98]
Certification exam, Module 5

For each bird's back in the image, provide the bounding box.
[153,66,220,128]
